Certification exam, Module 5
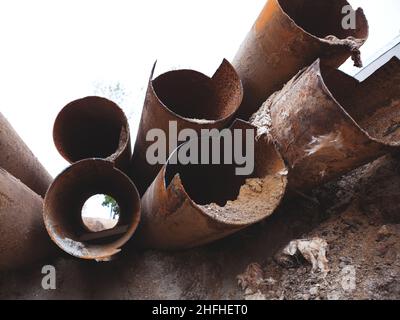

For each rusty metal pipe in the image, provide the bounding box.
[131,59,243,195]
[233,0,369,120]
[251,57,400,191]
[137,120,288,249]
[44,159,140,261]
[0,168,55,271]
[53,97,131,172]
[0,112,52,198]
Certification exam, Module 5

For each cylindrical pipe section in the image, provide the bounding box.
[0,112,52,198]
[251,57,400,191]
[137,120,288,249]
[53,97,131,172]
[0,168,55,271]
[44,159,141,261]
[233,0,369,120]
[131,59,243,195]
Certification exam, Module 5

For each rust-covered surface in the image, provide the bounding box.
[130,59,243,195]
[0,112,52,198]
[0,168,55,271]
[233,0,369,120]
[251,57,400,191]
[53,97,131,172]
[137,120,288,249]
[44,159,141,261]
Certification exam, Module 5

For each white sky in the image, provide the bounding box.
[82,194,113,219]
[1,0,400,180]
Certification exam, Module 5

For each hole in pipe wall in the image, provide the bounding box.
[81,194,120,233]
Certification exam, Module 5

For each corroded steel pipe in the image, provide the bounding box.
[251,57,400,191]
[137,120,288,249]
[53,97,131,172]
[44,159,140,261]
[0,112,52,198]
[131,59,243,195]
[0,168,55,271]
[233,0,369,120]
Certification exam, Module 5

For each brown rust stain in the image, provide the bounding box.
[0,192,13,208]
[255,0,276,33]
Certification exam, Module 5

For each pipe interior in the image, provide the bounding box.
[54,97,128,162]
[165,126,285,207]
[321,59,400,145]
[153,70,236,121]
[165,136,246,206]
[45,161,139,255]
[278,0,368,39]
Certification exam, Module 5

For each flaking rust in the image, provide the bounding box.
[137,120,288,250]
[233,0,369,120]
[130,59,243,195]
[44,159,141,261]
[0,168,55,271]
[0,112,52,198]
[53,96,132,173]
[251,57,400,191]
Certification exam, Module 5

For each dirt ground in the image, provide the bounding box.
[1,155,399,300]
[238,155,400,300]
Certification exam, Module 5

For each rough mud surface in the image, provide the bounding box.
[200,175,286,225]
[1,155,399,300]
[239,155,400,300]
[360,100,400,145]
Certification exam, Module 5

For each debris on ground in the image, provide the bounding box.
[275,238,329,275]
[236,156,400,300]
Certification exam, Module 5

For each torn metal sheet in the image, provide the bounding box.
[0,168,55,271]
[44,159,140,261]
[130,59,243,195]
[53,96,131,172]
[251,57,400,191]
[0,112,52,198]
[137,120,288,250]
[233,0,369,120]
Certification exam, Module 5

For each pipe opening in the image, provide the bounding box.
[81,194,120,233]
[44,160,140,260]
[153,71,220,120]
[165,135,249,206]
[278,0,368,39]
[165,122,287,225]
[321,58,400,146]
[152,68,240,121]
[54,97,129,163]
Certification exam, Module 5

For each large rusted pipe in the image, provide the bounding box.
[0,168,55,271]
[53,97,131,172]
[0,112,52,198]
[251,57,400,191]
[233,0,369,120]
[137,120,288,249]
[131,59,243,195]
[44,159,140,261]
